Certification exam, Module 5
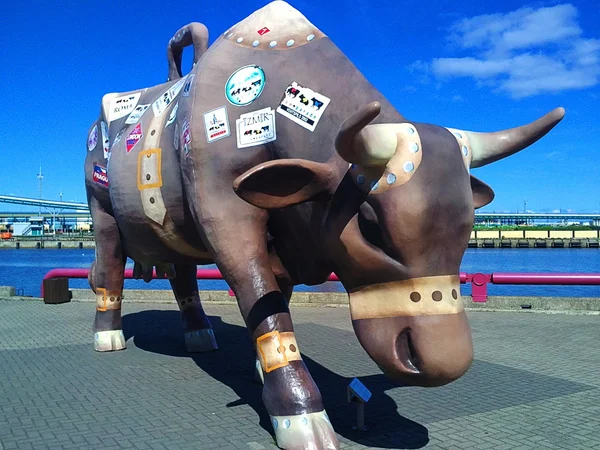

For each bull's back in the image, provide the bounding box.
[85,79,210,264]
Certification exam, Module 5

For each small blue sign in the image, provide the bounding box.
[348,378,372,403]
[225,65,266,106]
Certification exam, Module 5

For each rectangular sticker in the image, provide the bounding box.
[101,122,110,159]
[236,107,276,148]
[108,92,141,122]
[125,104,150,124]
[276,82,330,132]
[153,77,187,117]
[182,120,192,155]
[92,164,109,187]
[126,123,143,153]
[183,74,195,96]
[203,106,231,143]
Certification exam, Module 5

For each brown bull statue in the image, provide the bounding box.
[84,2,565,448]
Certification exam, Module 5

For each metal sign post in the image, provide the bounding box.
[347,378,371,431]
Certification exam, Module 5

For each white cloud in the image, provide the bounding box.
[425,4,600,98]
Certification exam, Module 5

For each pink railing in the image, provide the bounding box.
[41,268,600,302]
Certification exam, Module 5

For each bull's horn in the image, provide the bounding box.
[466,107,565,168]
[335,101,398,167]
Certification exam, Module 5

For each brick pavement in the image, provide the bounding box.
[0,299,599,449]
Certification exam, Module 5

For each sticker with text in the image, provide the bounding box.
[276,82,330,132]
[203,106,231,143]
[225,65,265,106]
[183,74,195,96]
[108,92,141,122]
[87,124,98,151]
[257,27,270,36]
[126,123,143,153]
[125,104,150,124]
[152,77,186,117]
[236,107,276,149]
[92,163,109,188]
[101,121,110,159]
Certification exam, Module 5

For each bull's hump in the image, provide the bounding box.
[223,0,325,51]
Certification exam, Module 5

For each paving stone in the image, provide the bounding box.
[0,300,599,449]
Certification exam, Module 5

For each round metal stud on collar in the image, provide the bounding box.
[287,39,295,47]
[252,40,259,47]
[307,34,315,41]
[269,41,277,48]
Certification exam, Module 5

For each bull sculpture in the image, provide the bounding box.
[85,2,565,449]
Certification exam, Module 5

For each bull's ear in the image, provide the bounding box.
[233,159,335,209]
[470,175,495,209]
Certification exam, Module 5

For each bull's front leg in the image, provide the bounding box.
[89,197,126,352]
[202,211,338,450]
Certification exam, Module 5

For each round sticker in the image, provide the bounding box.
[87,124,98,151]
[225,65,266,106]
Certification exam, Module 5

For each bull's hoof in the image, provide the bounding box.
[254,358,265,385]
[271,410,339,450]
[184,329,218,353]
[94,330,126,352]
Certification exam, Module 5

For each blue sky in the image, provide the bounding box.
[1,0,598,213]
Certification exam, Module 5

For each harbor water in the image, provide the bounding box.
[1,248,600,298]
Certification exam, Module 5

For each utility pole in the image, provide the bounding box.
[36,162,43,216]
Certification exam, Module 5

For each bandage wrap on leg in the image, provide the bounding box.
[96,288,123,312]
[256,331,302,373]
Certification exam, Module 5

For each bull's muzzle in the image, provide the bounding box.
[349,275,473,387]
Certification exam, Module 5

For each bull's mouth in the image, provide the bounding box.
[348,276,473,387]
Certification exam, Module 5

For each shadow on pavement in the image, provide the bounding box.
[123,310,429,449]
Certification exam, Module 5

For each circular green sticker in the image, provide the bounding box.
[225,65,266,106]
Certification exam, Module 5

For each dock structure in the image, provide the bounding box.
[469,229,600,248]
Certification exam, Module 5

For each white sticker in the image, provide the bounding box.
[236,107,276,148]
[153,77,187,117]
[166,102,179,127]
[87,124,98,151]
[203,106,231,143]
[276,82,330,132]
[125,104,150,124]
[113,127,126,147]
[108,93,141,122]
[101,121,110,159]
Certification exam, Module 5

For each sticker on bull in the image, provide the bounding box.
[257,27,270,35]
[183,74,195,97]
[225,65,266,107]
[108,92,141,122]
[236,107,276,148]
[153,77,186,117]
[92,163,109,188]
[113,127,126,147]
[277,81,330,132]
[87,124,98,151]
[181,120,191,155]
[203,106,231,143]
[125,104,150,124]
[101,121,110,159]
[166,102,179,127]
[126,123,143,153]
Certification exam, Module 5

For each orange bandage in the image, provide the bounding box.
[256,331,302,373]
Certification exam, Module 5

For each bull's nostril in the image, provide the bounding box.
[395,329,419,373]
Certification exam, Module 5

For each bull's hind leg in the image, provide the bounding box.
[89,197,127,352]
[169,264,218,352]
[200,209,338,450]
